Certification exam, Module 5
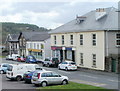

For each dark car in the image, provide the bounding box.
[42,57,59,67]
[23,68,46,83]
[23,71,35,83]
[25,55,38,63]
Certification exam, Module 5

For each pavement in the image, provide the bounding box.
[77,67,119,77]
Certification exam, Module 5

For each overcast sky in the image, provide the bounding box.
[0,0,119,29]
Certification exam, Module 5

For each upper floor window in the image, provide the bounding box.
[34,43,36,49]
[116,33,120,46]
[62,35,64,45]
[19,39,22,46]
[92,34,96,46]
[23,38,26,46]
[80,34,83,45]
[70,35,73,45]
[30,43,32,48]
[41,44,44,49]
[54,36,56,44]
[37,44,39,49]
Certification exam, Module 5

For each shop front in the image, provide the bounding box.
[28,49,44,60]
[51,46,63,62]
[62,47,76,62]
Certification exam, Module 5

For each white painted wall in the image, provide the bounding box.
[51,31,105,70]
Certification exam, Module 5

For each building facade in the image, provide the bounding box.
[50,7,120,72]
[5,34,19,55]
[18,31,51,61]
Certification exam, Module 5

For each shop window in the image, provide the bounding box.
[67,51,72,60]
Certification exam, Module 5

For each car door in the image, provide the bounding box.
[52,72,62,84]
[45,72,54,84]
[60,62,64,69]
[62,62,67,69]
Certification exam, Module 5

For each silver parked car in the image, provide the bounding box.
[31,71,69,87]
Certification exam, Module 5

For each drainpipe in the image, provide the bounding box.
[105,30,109,57]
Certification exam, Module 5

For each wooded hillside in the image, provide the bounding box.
[1,22,50,44]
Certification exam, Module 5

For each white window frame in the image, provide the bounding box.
[70,35,73,45]
[80,53,83,65]
[92,34,96,46]
[80,34,83,45]
[54,36,56,45]
[116,33,120,47]
[62,35,64,45]
[92,54,96,67]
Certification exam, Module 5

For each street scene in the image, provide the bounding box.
[0,58,119,90]
[0,0,120,91]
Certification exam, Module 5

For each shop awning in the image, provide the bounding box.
[28,49,42,52]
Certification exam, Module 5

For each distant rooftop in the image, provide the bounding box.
[21,31,50,41]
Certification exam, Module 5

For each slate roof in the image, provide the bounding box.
[22,31,50,41]
[8,34,19,42]
[49,7,119,34]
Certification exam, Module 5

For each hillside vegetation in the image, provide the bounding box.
[1,22,50,44]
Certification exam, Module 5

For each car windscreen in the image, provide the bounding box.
[29,56,36,60]
[7,65,13,71]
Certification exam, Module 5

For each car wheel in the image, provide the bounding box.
[41,81,47,87]
[16,76,22,81]
[0,70,4,74]
[58,66,61,70]
[65,67,68,71]
[47,64,50,67]
[62,80,68,85]
[42,64,45,67]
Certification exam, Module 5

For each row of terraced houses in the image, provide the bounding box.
[5,7,120,73]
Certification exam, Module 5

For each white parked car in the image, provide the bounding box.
[32,71,68,87]
[6,64,45,81]
[58,61,77,71]
[0,63,10,74]
[6,54,20,60]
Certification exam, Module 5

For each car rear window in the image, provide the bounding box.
[7,65,13,71]
[33,73,39,77]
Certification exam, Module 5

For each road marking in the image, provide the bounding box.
[70,79,106,87]
[79,74,98,79]
[108,79,119,83]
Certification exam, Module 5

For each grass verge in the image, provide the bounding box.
[37,81,114,91]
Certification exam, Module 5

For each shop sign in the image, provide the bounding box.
[65,47,72,50]
[51,46,62,50]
